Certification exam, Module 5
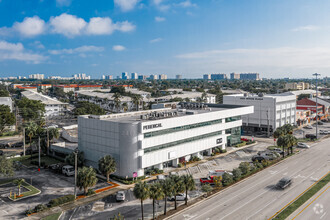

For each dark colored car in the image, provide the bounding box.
[20,148,39,156]
[11,142,24,147]
[252,155,268,162]
[305,134,317,139]
[317,121,324,125]
[276,177,292,189]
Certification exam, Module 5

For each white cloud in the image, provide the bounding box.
[30,41,45,49]
[150,38,162,43]
[153,0,170,11]
[175,0,197,8]
[13,16,46,37]
[176,47,330,74]
[114,21,136,32]
[155,16,165,22]
[291,25,320,32]
[114,0,140,12]
[0,40,46,63]
[49,13,87,37]
[49,45,104,55]
[86,17,115,35]
[56,0,72,7]
[112,45,126,51]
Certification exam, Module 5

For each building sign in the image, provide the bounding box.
[240,97,263,101]
[143,123,162,130]
[133,172,137,178]
[216,138,222,144]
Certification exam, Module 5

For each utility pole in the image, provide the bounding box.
[267,108,270,138]
[38,136,41,168]
[73,148,78,200]
[313,73,320,139]
[23,128,26,156]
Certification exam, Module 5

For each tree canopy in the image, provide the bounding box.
[16,97,45,121]
[0,89,10,97]
[98,155,116,182]
[0,156,14,177]
[0,105,15,134]
[73,101,105,115]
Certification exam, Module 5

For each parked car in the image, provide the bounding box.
[116,191,125,202]
[256,152,278,160]
[320,130,330,135]
[169,193,189,201]
[321,119,328,122]
[270,148,284,155]
[276,177,292,189]
[200,176,216,184]
[305,134,317,139]
[297,142,310,148]
[304,125,313,129]
[62,165,75,176]
[317,121,324,125]
[20,148,39,156]
[11,142,24,148]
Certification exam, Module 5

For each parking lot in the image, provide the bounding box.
[294,122,330,139]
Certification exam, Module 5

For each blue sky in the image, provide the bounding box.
[0,0,330,79]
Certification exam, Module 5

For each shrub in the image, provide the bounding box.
[211,153,215,156]
[255,162,263,170]
[232,168,242,181]
[239,162,251,176]
[261,160,270,168]
[220,149,227,154]
[110,174,145,185]
[177,163,182,168]
[214,148,220,154]
[87,189,96,196]
[222,173,234,186]
[33,204,47,213]
[48,195,75,207]
[201,184,213,196]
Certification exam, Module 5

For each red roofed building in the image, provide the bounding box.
[296,98,326,119]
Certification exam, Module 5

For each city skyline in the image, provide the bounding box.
[1,0,330,78]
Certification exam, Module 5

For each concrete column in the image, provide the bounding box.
[155,163,163,170]
[207,148,213,156]
[192,152,201,158]
[172,158,179,167]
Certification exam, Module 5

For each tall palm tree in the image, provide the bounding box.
[112,93,122,112]
[13,178,24,196]
[160,178,174,215]
[182,175,196,205]
[24,122,38,158]
[77,166,98,195]
[98,155,116,182]
[277,134,297,156]
[133,181,150,220]
[170,175,185,210]
[149,182,164,220]
[131,94,142,111]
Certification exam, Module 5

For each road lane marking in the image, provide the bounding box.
[292,185,330,220]
[246,198,277,220]
[320,212,326,219]
[268,172,330,220]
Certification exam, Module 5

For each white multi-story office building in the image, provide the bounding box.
[223,93,296,134]
[29,74,44,80]
[78,103,253,177]
[159,74,167,80]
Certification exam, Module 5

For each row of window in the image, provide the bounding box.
[144,119,223,138]
[144,130,223,154]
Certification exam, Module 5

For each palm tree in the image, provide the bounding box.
[48,127,60,154]
[133,181,150,220]
[131,94,142,111]
[112,93,122,112]
[201,92,207,102]
[170,175,185,210]
[13,178,24,196]
[160,178,174,215]
[77,166,98,195]
[24,122,38,158]
[122,102,128,112]
[277,134,297,156]
[182,175,196,205]
[149,182,164,220]
[98,155,116,182]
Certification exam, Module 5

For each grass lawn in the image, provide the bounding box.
[273,172,330,220]
[0,178,14,185]
[9,179,41,200]
[42,212,62,220]
[0,131,19,138]
[10,154,62,166]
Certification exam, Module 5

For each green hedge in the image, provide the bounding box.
[110,174,146,185]
[48,195,75,208]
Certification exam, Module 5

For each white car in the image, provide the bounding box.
[297,142,310,148]
[62,165,75,176]
[169,193,189,201]
[116,191,125,202]
[320,130,330,135]
[304,125,313,129]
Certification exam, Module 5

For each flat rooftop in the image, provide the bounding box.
[21,90,68,105]
[84,103,249,123]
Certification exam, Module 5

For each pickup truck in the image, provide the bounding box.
[200,170,228,184]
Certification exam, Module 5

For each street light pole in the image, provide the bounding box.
[313,73,321,139]
[73,149,78,200]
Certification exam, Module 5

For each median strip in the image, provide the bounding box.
[269,171,330,220]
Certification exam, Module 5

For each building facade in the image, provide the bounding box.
[211,74,227,80]
[223,93,296,134]
[131,73,138,80]
[203,74,211,80]
[122,72,129,80]
[78,103,253,177]
[239,73,260,80]
[176,75,182,79]
[29,74,44,80]
[285,82,310,90]
[230,73,240,80]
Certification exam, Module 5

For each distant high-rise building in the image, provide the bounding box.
[211,74,227,80]
[29,74,44,80]
[149,74,158,80]
[102,75,105,80]
[176,75,182,79]
[122,72,129,80]
[73,73,90,80]
[159,74,167,80]
[230,73,240,80]
[285,82,310,90]
[138,75,148,80]
[203,74,211,80]
[131,72,138,79]
[239,73,260,80]
[102,75,113,80]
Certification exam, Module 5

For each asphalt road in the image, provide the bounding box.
[289,183,330,220]
[169,139,330,220]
